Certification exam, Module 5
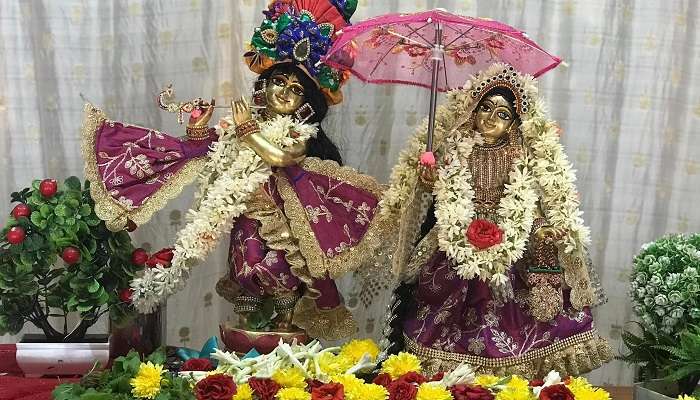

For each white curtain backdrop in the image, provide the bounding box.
[1,0,698,386]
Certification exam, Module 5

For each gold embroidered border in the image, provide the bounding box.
[405,329,613,379]
[81,103,206,231]
[403,226,439,282]
[276,157,391,279]
[292,295,357,341]
[244,186,310,289]
[244,186,358,340]
[559,249,595,311]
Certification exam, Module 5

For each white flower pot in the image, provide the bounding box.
[16,335,110,377]
[633,380,678,400]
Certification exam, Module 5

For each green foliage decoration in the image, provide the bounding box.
[52,349,195,400]
[0,177,140,342]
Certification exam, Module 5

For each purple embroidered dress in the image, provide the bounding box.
[397,141,612,378]
[81,104,217,232]
[82,104,386,339]
[220,160,386,339]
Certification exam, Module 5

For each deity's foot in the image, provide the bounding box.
[272,310,296,332]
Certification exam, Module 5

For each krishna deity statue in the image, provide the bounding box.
[81,0,389,348]
[379,64,613,378]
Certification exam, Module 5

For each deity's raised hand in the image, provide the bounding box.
[231,97,253,126]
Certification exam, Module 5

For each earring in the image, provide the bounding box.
[294,103,315,123]
[252,79,267,107]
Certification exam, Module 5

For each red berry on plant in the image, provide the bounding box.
[6,226,26,245]
[61,246,81,264]
[131,248,149,266]
[119,288,133,303]
[39,179,58,198]
[11,204,31,219]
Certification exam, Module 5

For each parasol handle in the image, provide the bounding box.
[425,22,443,153]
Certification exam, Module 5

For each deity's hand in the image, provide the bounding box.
[534,225,567,245]
[232,97,254,126]
[418,164,438,187]
[187,98,216,128]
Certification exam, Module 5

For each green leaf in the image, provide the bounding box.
[79,204,92,216]
[76,303,95,313]
[39,204,52,217]
[79,390,113,400]
[65,176,82,191]
[52,383,84,400]
[19,252,35,266]
[30,212,45,227]
[87,280,101,293]
[55,204,68,217]
[146,347,166,365]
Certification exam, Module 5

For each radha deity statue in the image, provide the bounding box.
[379,63,613,378]
[81,0,387,343]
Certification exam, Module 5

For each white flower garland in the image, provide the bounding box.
[131,115,318,312]
[382,63,590,287]
[434,132,538,285]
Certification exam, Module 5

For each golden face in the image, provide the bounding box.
[265,72,305,116]
[474,94,516,143]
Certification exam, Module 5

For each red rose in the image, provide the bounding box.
[397,371,427,385]
[539,384,575,400]
[373,373,393,388]
[181,358,214,371]
[450,384,495,400]
[119,288,133,303]
[194,373,237,400]
[311,382,344,400]
[466,219,503,249]
[248,377,280,400]
[388,380,418,400]
[529,379,545,387]
[307,379,325,391]
[146,248,174,268]
[430,372,445,382]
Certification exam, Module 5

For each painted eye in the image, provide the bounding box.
[480,104,491,112]
[498,111,511,120]
[291,86,304,96]
[272,77,285,86]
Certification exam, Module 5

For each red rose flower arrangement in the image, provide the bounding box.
[373,373,393,388]
[388,380,418,400]
[466,219,503,249]
[248,377,281,400]
[311,382,344,400]
[451,384,495,400]
[193,373,237,400]
[538,384,575,400]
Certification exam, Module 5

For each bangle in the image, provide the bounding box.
[186,125,210,141]
[235,119,260,139]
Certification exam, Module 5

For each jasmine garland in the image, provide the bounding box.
[130,115,317,312]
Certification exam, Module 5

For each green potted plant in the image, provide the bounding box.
[622,233,700,399]
[0,177,142,375]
